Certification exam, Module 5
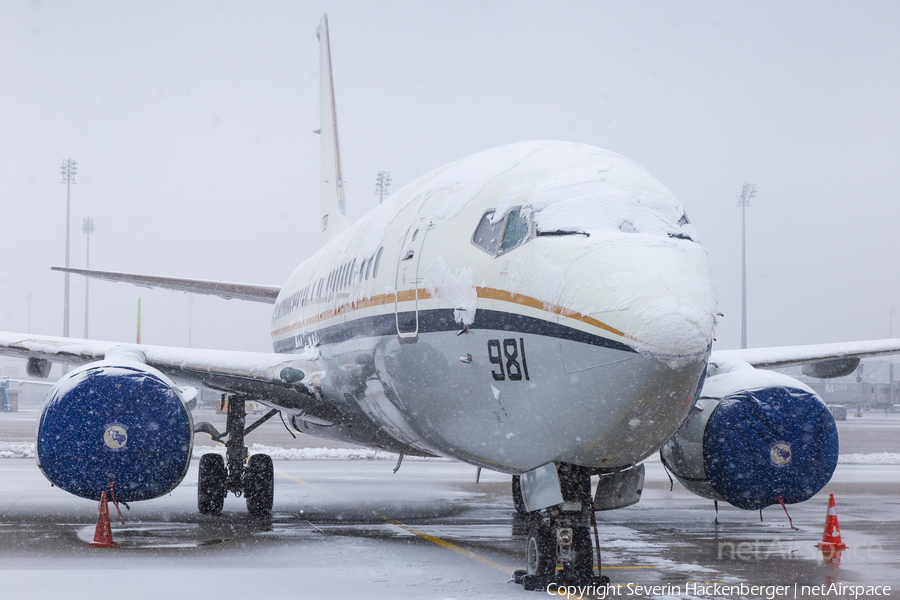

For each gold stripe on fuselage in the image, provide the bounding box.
[271,287,625,339]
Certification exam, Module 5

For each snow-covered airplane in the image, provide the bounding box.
[1,14,899,589]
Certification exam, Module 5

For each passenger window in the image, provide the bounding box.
[365,257,371,280]
[473,207,532,256]
[373,247,383,278]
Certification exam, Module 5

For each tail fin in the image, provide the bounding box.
[317,14,349,246]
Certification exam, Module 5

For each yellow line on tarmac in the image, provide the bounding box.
[276,471,515,575]
[276,470,664,579]
[555,565,665,571]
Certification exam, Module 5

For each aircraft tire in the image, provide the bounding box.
[245,453,274,516]
[198,453,226,515]
[512,475,530,515]
[525,522,554,576]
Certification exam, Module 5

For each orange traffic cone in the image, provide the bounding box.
[89,491,119,548]
[816,494,847,552]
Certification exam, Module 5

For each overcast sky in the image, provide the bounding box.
[2,1,899,373]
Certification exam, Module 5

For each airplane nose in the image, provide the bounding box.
[564,237,717,359]
[554,237,716,467]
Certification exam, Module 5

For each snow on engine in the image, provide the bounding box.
[660,364,838,511]
[36,358,193,502]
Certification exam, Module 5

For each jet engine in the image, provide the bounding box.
[37,353,193,502]
[660,363,838,510]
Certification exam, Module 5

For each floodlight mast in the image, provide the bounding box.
[25,292,32,334]
[60,159,77,340]
[738,183,756,350]
[375,171,392,204]
[82,217,95,338]
[891,307,897,402]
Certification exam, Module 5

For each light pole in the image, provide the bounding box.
[60,159,77,338]
[375,171,392,204]
[82,217,95,338]
[889,306,897,404]
[738,183,756,349]
[25,292,32,334]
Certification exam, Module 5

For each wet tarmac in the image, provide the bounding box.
[0,409,898,599]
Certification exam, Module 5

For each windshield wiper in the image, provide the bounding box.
[536,230,590,238]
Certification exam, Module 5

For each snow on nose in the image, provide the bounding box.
[566,235,718,359]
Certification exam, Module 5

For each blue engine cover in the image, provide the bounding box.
[704,386,838,510]
[37,364,193,502]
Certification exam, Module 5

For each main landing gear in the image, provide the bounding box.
[196,395,277,517]
[513,464,610,592]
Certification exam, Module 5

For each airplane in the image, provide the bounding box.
[2,14,900,590]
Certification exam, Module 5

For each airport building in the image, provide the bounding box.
[787,359,900,417]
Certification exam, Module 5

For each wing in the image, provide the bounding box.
[51,267,281,304]
[710,338,900,371]
[0,378,55,387]
[0,331,342,423]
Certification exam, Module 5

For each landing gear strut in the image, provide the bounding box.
[514,464,610,591]
[196,395,277,516]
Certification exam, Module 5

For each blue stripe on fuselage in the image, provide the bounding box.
[272,308,636,354]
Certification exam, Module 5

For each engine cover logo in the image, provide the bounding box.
[769,441,792,466]
[103,424,128,451]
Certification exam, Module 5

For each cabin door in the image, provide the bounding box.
[394,219,432,338]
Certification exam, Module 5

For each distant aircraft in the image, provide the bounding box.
[2,14,899,589]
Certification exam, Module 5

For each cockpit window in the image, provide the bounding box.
[500,208,530,253]
[472,211,505,254]
[472,207,533,256]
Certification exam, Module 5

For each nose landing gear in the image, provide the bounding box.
[513,464,611,592]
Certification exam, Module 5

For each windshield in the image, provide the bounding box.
[472,207,533,256]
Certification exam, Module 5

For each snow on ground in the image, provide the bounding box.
[0,441,33,459]
[3,438,898,465]
[197,443,445,462]
[2,440,898,464]
[838,452,900,464]
[0,441,445,462]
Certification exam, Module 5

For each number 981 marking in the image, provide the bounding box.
[487,338,530,381]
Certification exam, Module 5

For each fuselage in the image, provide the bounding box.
[270,141,717,474]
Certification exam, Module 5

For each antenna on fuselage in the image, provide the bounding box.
[316,14,349,247]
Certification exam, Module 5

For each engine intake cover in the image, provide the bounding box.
[704,386,838,510]
[37,364,193,502]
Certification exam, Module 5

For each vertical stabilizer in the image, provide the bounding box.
[317,14,349,246]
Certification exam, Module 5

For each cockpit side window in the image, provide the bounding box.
[472,207,533,257]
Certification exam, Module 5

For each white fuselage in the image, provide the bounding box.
[270,141,717,474]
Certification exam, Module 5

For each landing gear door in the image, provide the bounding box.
[394,219,431,338]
